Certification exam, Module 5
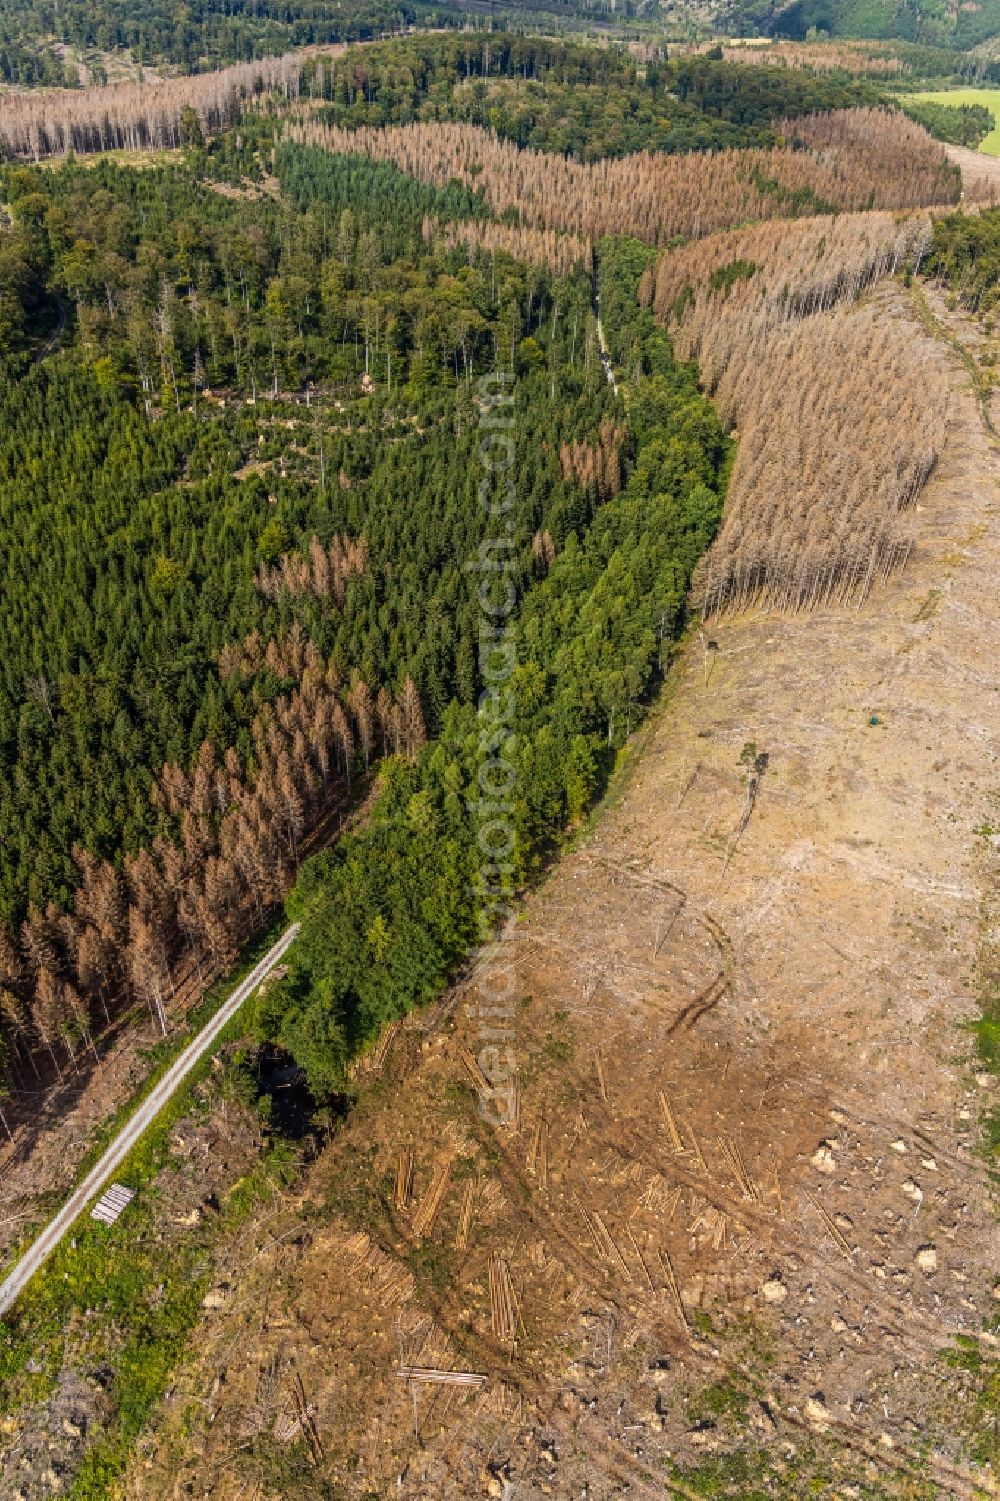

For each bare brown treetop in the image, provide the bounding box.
[0,48,341,158]
[0,636,426,1081]
[421,216,593,278]
[645,209,949,617]
[287,109,959,247]
[254,533,367,605]
[647,210,935,347]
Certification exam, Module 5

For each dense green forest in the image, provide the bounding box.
[0,0,664,84]
[0,0,420,82]
[0,141,619,928]
[0,0,996,87]
[739,0,1000,49]
[925,205,1000,312]
[296,36,881,154]
[900,95,996,147]
[263,234,729,1089]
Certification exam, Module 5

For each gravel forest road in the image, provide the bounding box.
[0,923,299,1320]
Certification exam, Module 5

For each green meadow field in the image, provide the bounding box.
[904,87,1000,154]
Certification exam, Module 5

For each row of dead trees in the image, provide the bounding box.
[640,209,951,618]
[559,418,626,504]
[421,216,593,278]
[0,632,426,1118]
[286,108,962,250]
[255,533,368,606]
[0,49,315,159]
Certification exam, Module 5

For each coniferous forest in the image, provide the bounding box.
[0,28,986,1118]
[0,47,731,1109]
[3,17,1000,1500]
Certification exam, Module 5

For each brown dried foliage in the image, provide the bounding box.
[696,301,946,616]
[559,418,626,503]
[421,215,592,277]
[0,50,314,158]
[646,211,949,616]
[254,532,367,604]
[647,210,934,346]
[0,634,426,1090]
[287,108,958,247]
[531,529,556,576]
[677,40,908,75]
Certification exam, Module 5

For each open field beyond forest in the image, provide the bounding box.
[117,280,1000,1500]
[905,87,1000,152]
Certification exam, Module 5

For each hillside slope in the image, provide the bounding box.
[112,279,1000,1499]
[737,0,1000,48]
[947,139,1000,194]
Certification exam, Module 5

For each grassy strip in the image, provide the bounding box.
[923,819,1000,1475]
[973,905,1000,1165]
[908,278,999,444]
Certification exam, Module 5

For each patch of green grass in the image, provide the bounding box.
[664,1445,787,1498]
[403,1239,455,1296]
[930,819,1000,1470]
[690,1377,750,1425]
[971,933,1000,1160]
[542,1029,574,1064]
[319,1147,395,1241]
[37,147,187,171]
[914,588,942,622]
[903,89,1000,153]
[943,1334,985,1373]
[937,1339,1000,1468]
[234,1436,340,1499]
[691,1309,717,1337]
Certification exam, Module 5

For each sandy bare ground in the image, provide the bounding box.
[946,141,1000,200]
[125,285,1000,1500]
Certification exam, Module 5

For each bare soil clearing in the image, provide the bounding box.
[946,142,1000,197]
[127,285,1000,1498]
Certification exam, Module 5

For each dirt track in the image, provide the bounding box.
[126,284,1000,1499]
